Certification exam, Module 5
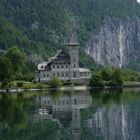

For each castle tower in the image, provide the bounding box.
[68,42,80,81]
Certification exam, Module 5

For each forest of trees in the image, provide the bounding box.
[0,0,140,84]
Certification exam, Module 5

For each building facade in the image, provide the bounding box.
[35,43,91,84]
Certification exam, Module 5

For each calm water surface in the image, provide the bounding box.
[0,89,140,140]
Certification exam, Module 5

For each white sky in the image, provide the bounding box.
[137,0,140,3]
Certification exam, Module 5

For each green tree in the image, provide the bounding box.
[110,67,124,86]
[6,47,26,72]
[89,72,105,87]
[48,77,63,88]
[0,56,13,86]
[101,67,112,81]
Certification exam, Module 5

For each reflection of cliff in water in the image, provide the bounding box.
[36,91,92,140]
[84,100,140,140]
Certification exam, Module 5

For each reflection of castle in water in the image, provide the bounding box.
[36,91,92,140]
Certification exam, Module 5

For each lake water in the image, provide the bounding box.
[0,88,140,140]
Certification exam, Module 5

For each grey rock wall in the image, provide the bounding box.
[85,17,140,67]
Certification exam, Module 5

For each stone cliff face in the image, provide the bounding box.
[85,17,140,67]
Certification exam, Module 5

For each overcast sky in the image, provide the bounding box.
[137,0,140,3]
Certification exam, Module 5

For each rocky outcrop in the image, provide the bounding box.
[85,17,140,67]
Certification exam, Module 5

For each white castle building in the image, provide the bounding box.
[35,43,91,84]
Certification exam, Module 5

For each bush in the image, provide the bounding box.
[48,77,63,88]
[89,72,105,88]
[111,67,124,86]
[17,82,24,87]
[101,67,112,81]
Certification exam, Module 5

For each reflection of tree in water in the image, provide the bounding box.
[0,93,26,129]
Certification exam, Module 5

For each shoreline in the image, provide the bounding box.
[1,84,140,93]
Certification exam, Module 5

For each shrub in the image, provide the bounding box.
[17,82,24,87]
[111,67,124,86]
[48,77,63,88]
[101,67,112,81]
[89,72,105,88]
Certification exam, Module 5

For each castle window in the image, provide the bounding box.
[53,73,55,77]
[66,72,69,77]
[67,100,69,105]
[73,72,76,77]
[61,64,64,69]
[74,64,76,68]
[52,64,55,69]
[57,64,59,69]
[74,99,77,105]
[66,64,68,69]
[47,73,49,77]
[62,73,64,77]
[57,73,60,77]
[43,74,46,77]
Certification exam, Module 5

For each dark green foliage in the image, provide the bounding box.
[101,67,112,81]
[48,77,63,88]
[89,72,105,88]
[111,67,124,86]
[0,56,13,83]
[79,51,102,70]
[6,47,26,72]
[90,67,125,88]
[126,60,140,72]
[0,47,27,83]
[16,82,24,87]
